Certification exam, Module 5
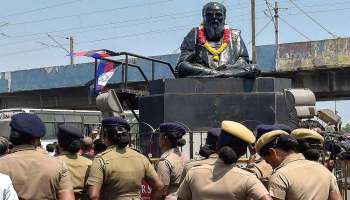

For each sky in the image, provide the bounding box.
[0,0,350,123]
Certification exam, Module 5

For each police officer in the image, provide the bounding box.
[255,130,342,200]
[291,128,324,161]
[0,136,9,156]
[87,117,163,200]
[0,172,18,200]
[156,122,188,200]
[0,113,74,200]
[245,124,292,187]
[80,136,94,159]
[180,128,220,183]
[56,125,92,199]
[177,121,271,200]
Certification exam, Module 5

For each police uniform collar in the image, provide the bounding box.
[161,147,180,159]
[11,144,36,153]
[59,151,78,157]
[209,153,218,158]
[275,153,305,170]
[216,157,236,166]
[106,145,127,153]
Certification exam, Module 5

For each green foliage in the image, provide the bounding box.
[342,123,350,132]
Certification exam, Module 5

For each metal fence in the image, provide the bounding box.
[129,131,208,159]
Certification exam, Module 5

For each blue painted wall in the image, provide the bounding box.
[0,49,275,93]
[257,45,276,72]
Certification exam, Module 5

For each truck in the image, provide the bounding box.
[0,108,102,148]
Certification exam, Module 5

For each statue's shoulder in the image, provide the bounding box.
[187,27,198,35]
[182,27,198,43]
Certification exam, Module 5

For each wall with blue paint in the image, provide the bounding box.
[256,44,276,72]
[0,54,179,93]
[0,46,287,94]
[278,38,350,71]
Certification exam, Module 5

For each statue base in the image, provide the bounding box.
[139,77,296,131]
[138,77,299,157]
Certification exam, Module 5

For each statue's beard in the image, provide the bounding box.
[204,24,224,42]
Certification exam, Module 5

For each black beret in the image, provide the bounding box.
[102,117,130,131]
[159,122,186,136]
[207,128,221,137]
[256,124,292,139]
[10,113,46,138]
[276,124,293,133]
[58,125,83,138]
[206,128,221,146]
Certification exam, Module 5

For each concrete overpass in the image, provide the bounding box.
[0,37,350,109]
[257,37,350,100]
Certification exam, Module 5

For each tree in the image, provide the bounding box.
[342,123,350,132]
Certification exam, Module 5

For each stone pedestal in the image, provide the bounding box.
[139,77,296,132]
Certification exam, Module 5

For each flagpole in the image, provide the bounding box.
[94,58,97,95]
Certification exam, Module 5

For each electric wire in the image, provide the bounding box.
[0,14,266,58]
[0,24,192,57]
[8,0,174,26]
[0,0,84,19]
[288,0,337,38]
[283,6,350,16]
[279,16,312,40]
[0,2,265,46]
[0,8,253,48]
[247,19,273,45]
[4,1,264,28]
[0,1,346,57]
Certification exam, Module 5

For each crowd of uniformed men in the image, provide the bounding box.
[0,112,344,200]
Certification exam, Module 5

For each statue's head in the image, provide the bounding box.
[202,2,226,41]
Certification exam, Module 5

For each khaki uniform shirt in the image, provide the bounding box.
[177,158,269,200]
[57,151,92,199]
[156,148,187,200]
[87,146,158,200]
[180,154,218,183]
[0,145,73,200]
[269,153,340,200]
[245,159,273,187]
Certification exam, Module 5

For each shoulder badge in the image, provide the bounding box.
[160,151,170,159]
[95,148,112,158]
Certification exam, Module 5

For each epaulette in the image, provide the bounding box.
[191,162,205,168]
[158,152,174,169]
[159,151,170,160]
[95,148,112,158]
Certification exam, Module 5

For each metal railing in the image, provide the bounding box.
[95,50,176,91]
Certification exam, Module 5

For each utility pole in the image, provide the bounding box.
[251,0,256,64]
[69,36,74,65]
[44,34,74,65]
[274,1,279,71]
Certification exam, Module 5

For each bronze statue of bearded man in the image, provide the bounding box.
[176,2,261,78]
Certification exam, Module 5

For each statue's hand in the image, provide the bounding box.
[218,64,261,79]
[215,70,236,78]
[245,64,261,76]
[183,52,196,62]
